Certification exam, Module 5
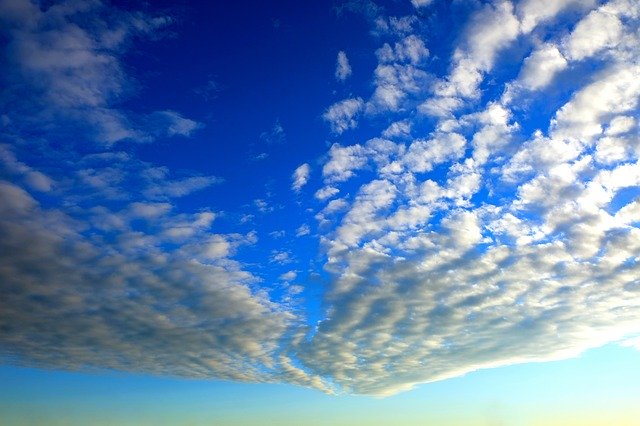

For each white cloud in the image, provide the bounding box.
[436,0,520,101]
[403,133,467,173]
[4,0,640,400]
[151,110,202,137]
[565,7,623,61]
[376,35,429,65]
[411,0,433,8]
[517,44,568,90]
[382,120,411,139]
[292,163,311,192]
[368,63,428,112]
[517,0,593,34]
[144,175,222,199]
[323,143,370,183]
[0,144,54,192]
[0,179,314,387]
[0,0,177,145]
[323,97,364,134]
[335,51,352,81]
[280,270,297,281]
[315,186,340,201]
[128,202,172,219]
[296,224,311,237]
[551,63,640,140]
[270,250,293,264]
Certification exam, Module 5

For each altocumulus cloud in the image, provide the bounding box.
[1,0,640,398]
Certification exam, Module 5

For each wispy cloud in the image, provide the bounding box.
[292,163,311,192]
[323,97,364,134]
[335,51,352,81]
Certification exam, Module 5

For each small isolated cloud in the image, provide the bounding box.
[296,224,311,237]
[315,186,340,201]
[270,250,293,264]
[279,270,297,282]
[260,120,286,144]
[292,163,311,192]
[254,198,273,213]
[148,110,202,138]
[335,51,352,81]
[270,230,286,239]
[195,78,221,101]
[411,0,433,8]
[144,175,222,199]
[323,98,364,134]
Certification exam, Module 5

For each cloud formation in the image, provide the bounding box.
[1,0,640,399]
[335,51,352,81]
[292,163,311,192]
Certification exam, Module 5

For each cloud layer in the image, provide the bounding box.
[1,0,639,398]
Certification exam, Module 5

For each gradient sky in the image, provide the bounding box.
[1,0,639,424]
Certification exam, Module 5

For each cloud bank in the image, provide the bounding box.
[1,0,639,398]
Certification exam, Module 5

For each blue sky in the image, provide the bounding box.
[1,0,639,423]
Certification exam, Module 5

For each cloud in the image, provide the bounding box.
[147,111,203,138]
[323,97,364,134]
[516,0,592,34]
[2,0,640,400]
[260,120,286,144]
[280,270,297,281]
[564,6,623,61]
[0,0,197,146]
[0,144,54,192]
[517,44,568,91]
[411,0,433,8]
[0,178,319,386]
[335,51,352,81]
[292,163,311,192]
[296,224,311,237]
[315,186,340,201]
[296,0,640,396]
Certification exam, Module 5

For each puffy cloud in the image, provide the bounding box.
[565,7,623,61]
[322,98,364,134]
[0,179,316,386]
[382,120,411,139]
[322,143,370,183]
[292,163,311,192]
[551,63,640,140]
[516,0,592,34]
[280,270,298,282]
[315,186,340,201]
[517,44,568,91]
[368,63,428,113]
[297,0,640,396]
[376,35,429,65]
[335,51,352,81]
[435,0,520,102]
[403,133,467,173]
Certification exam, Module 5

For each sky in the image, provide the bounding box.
[0,0,639,424]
